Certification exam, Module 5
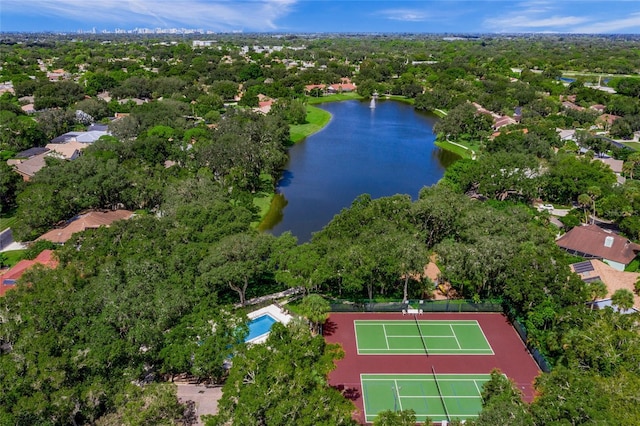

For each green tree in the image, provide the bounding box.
[611,288,634,312]
[206,322,356,426]
[373,409,418,426]
[0,161,21,213]
[587,279,608,309]
[298,294,331,335]
[474,369,533,426]
[198,232,275,305]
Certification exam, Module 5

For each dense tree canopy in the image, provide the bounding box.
[2,33,640,425]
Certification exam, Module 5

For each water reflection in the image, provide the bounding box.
[263,100,457,242]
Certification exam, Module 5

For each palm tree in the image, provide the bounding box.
[299,294,330,335]
[623,152,640,180]
[587,186,601,224]
[577,193,592,223]
[611,289,634,313]
[587,279,608,310]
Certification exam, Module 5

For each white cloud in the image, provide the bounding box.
[486,14,589,31]
[2,0,298,31]
[375,8,430,22]
[571,12,640,33]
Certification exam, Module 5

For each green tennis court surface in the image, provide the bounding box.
[361,373,491,423]
[354,319,493,355]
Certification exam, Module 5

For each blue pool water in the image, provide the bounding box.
[246,314,277,342]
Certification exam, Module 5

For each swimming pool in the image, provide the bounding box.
[246,314,277,342]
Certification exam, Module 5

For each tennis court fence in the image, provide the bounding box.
[509,318,552,373]
[329,299,503,313]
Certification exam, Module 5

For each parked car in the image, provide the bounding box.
[538,203,554,212]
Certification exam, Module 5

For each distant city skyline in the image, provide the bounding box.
[1,1,639,34]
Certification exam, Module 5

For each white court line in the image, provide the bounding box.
[450,324,462,349]
[474,380,482,396]
[394,379,404,411]
[474,320,496,355]
[382,324,390,349]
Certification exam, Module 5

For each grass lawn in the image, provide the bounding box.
[289,105,332,143]
[1,250,26,268]
[435,140,475,160]
[306,92,363,105]
[621,141,640,151]
[251,174,277,228]
[0,209,17,231]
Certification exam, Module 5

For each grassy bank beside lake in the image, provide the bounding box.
[255,104,333,228]
[289,105,332,143]
[434,139,478,160]
[306,92,363,105]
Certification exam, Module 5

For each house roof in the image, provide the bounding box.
[37,210,134,244]
[557,128,576,140]
[10,152,48,179]
[88,123,110,132]
[571,259,640,310]
[557,224,640,265]
[45,141,86,160]
[562,101,584,111]
[15,147,49,158]
[597,114,620,125]
[1,250,58,296]
[493,116,517,129]
[50,130,109,144]
[596,157,624,174]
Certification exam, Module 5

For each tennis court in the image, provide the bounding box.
[361,373,491,423]
[354,319,494,355]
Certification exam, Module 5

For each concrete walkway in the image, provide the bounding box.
[176,383,223,426]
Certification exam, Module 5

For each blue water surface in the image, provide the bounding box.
[246,314,277,342]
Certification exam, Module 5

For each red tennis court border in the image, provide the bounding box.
[324,312,541,424]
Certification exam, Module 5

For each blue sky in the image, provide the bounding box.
[1,1,639,34]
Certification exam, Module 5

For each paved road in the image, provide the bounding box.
[0,228,27,252]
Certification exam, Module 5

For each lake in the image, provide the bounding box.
[262,99,457,242]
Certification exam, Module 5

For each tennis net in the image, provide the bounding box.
[414,314,429,356]
[431,365,451,423]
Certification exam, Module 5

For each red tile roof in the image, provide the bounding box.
[557,224,640,265]
[1,250,58,296]
[37,210,134,244]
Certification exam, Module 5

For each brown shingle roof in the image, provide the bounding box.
[557,224,640,265]
[571,259,640,310]
[37,210,134,244]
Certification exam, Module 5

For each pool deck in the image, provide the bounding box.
[246,304,293,344]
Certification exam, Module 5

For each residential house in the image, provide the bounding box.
[557,128,577,142]
[596,113,620,130]
[14,147,50,159]
[254,97,274,114]
[305,84,326,94]
[590,104,606,114]
[328,78,357,93]
[47,69,68,81]
[21,104,35,114]
[492,115,517,131]
[596,157,625,185]
[37,210,134,244]
[561,101,584,111]
[8,152,49,180]
[471,102,517,131]
[571,259,639,313]
[45,141,86,160]
[50,130,109,144]
[0,82,14,95]
[556,224,640,271]
[0,250,58,296]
